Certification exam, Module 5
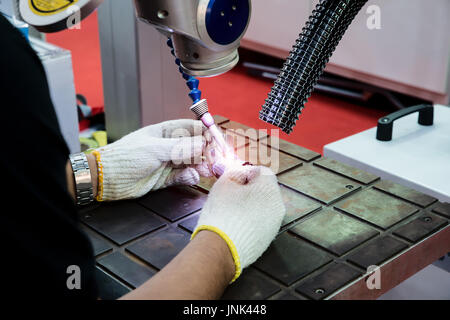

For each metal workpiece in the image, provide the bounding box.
[134,0,251,77]
[80,118,450,300]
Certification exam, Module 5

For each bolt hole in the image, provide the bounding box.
[220,11,225,17]
[422,216,432,223]
[193,52,199,59]
[228,21,233,27]
[346,185,354,189]
[315,288,325,294]
[157,10,169,19]
[84,214,92,219]
[232,5,237,10]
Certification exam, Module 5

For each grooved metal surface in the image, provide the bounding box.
[260,136,321,162]
[126,227,190,270]
[335,188,418,230]
[432,202,450,218]
[253,233,333,286]
[222,268,281,300]
[295,263,362,300]
[374,180,437,207]
[80,118,450,300]
[278,165,361,204]
[220,121,269,141]
[314,157,379,185]
[138,186,206,222]
[393,213,448,243]
[290,208,379,256]
[236,142,303,175]
[280,185,321,229]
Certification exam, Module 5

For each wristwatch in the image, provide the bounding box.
[69,153,94,206]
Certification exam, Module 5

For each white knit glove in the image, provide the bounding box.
[92,119,210,201]
[192,165,286,282]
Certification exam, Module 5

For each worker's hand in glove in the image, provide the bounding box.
[192,164,286,282]
[92,119,211,201]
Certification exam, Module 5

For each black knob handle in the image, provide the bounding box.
[376,104,434,141]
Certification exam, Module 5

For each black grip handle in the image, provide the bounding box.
[376,104,434,141]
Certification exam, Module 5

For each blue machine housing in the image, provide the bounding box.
[205,0,250,45]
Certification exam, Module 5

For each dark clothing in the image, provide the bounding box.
[0,15,97,299]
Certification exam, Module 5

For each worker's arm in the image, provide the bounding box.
[122,164,285,300]
[121,230,235,300]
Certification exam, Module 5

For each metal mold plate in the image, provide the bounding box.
[82,118,449,300]
[138,186,207,222]
[271,292,306,300]
[178,213,200,233]
[278,165,361,204]
[261,136,321,162]
[196,176,217,192]
[225,131,250,150]
[80,201,166,245]
[221,121,269,141]
[432,202,450,219]
[222,268,280,300]
[95,267,130,300]
[213,115,229,125]
[346,236,409,270]
[374,180,437,208]
[393,213,448,243]
[280,186,321,228]
[335,188,419,230]
[295,262,362,300]
[253,233,332,286]
[98,252,156,288]
[84,229,112,256]
[314,158,379,185]
[126,227,190,270]
[236,142,302,174]
[290,209,379,256]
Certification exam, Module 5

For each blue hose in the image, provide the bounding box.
[166,38,202,104]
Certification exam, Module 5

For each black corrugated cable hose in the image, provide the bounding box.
[259,0,368,134]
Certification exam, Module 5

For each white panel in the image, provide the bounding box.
[324,105,450,202]
[329,0,450,95]
[242,0,450,102]
[243,0,311,53]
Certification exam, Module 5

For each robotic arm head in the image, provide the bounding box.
[16,0,251,78]
[134,0,251,77]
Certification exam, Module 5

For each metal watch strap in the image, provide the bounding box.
[69,153,94,206]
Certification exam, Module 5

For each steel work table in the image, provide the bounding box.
[79,116,450,300]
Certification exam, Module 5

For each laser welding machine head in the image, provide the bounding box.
[17,0,251,78]
[134,0,251,77]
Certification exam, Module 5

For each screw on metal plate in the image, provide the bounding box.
[346,185,354,190]
[422,216,432,223]
[315,288,325,295]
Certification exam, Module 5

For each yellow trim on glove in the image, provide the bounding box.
[191,225,241,283]
[91,151,104,202]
